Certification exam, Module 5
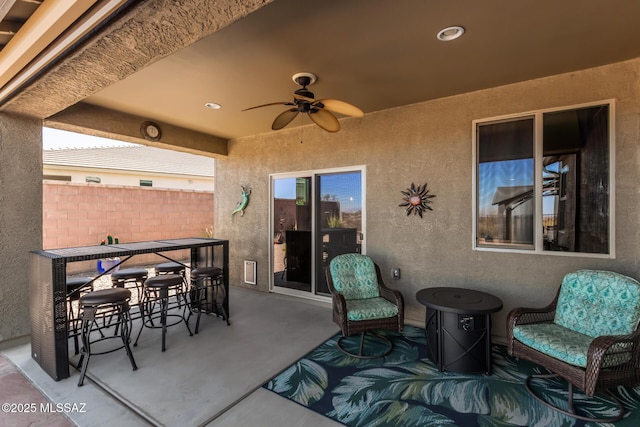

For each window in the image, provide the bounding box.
[140,180,153,187]
[474,102,613,256]
[43,175,71,181]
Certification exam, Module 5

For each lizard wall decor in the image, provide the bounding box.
[231,185,251,220]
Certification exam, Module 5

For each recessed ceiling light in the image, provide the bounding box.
[437,26,465,41]
[204,102,222,109]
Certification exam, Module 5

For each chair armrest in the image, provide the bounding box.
[506,297,558,355]
[587,329,640,369]
[332,292,347,316]
[507,305,556,327]
[378,282,400,301]
[374,264,404,328]
[325,265,346,313]
[583,329,640,395]
[507,287,560,329]
[374,264,403,305]
[379,285,404,330]
[379,284,404,306]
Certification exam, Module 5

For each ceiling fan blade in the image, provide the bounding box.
[292,93,315,103]
[309,109,340,132]
[316,98,364,117]
[272,109,299,130]
[242,102,292,112]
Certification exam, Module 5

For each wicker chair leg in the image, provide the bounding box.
[337,331,393,359]
[525,373,624,423]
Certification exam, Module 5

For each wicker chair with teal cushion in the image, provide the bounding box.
[326,254,404,359]
[507,270,640,422]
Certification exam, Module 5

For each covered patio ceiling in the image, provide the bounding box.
[1,0,640,144]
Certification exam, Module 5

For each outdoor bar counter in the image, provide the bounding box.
[29,238,229,381]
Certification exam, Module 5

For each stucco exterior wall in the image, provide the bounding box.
[215,58,640,340]
[0,114,42,344]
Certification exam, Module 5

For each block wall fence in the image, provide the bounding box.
[43,181,214,272]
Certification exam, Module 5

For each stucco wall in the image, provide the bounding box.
[215,58,640,340]
[0,114,42,344]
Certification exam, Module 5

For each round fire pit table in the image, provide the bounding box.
[416,287,503,374]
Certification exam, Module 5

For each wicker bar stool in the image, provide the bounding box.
[111,268,148,305]
[134,274,192,351]
[66,277,94,355]
[76,288,137,386]
[189,266,229,334]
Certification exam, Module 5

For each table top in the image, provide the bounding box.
[416,287,503,315]
[31,238,228,261]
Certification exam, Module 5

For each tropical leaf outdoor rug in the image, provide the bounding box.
[263,325,640,426]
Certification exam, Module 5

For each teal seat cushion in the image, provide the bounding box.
[513,323,593,367]
[554,270,640,337]
[346,297,399,321]
[513,323,632,368]
[329,254,380,300]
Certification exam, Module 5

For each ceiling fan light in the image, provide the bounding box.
[204,102,222,109]
[437,26,465,41]
[292,72,317,86]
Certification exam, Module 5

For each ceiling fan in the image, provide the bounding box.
[242,72,364,133]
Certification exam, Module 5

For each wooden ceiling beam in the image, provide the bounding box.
[0,21,22,35]
[0,1,18,21]
[0,0,98,90]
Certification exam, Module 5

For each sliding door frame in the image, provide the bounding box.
[269,165,366,302]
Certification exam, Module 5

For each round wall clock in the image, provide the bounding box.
[140,121,162,141]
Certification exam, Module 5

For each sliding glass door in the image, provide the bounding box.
[315,171,363,294]
[271,167,364,299]
[272,175,313,293]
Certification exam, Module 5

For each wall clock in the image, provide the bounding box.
[140,121,162,141]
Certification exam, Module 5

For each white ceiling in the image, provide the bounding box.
[4,0,640,141]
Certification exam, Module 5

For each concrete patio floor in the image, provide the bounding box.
[1,287,344,427]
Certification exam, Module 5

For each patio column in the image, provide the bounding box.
[0,113,42,345]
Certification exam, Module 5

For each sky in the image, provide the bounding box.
[274,173,362,213]
[43,127,138,150]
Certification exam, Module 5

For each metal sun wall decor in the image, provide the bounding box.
[400,182,435,217]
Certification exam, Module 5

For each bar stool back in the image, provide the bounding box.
[189,266,230,334]
[77,288,137,386]
[134,274,192,351]
[111,268,148,305]
[66,277,94,355]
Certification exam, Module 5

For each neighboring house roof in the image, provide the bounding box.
[43,146,214,177]
[492,185,533,206]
